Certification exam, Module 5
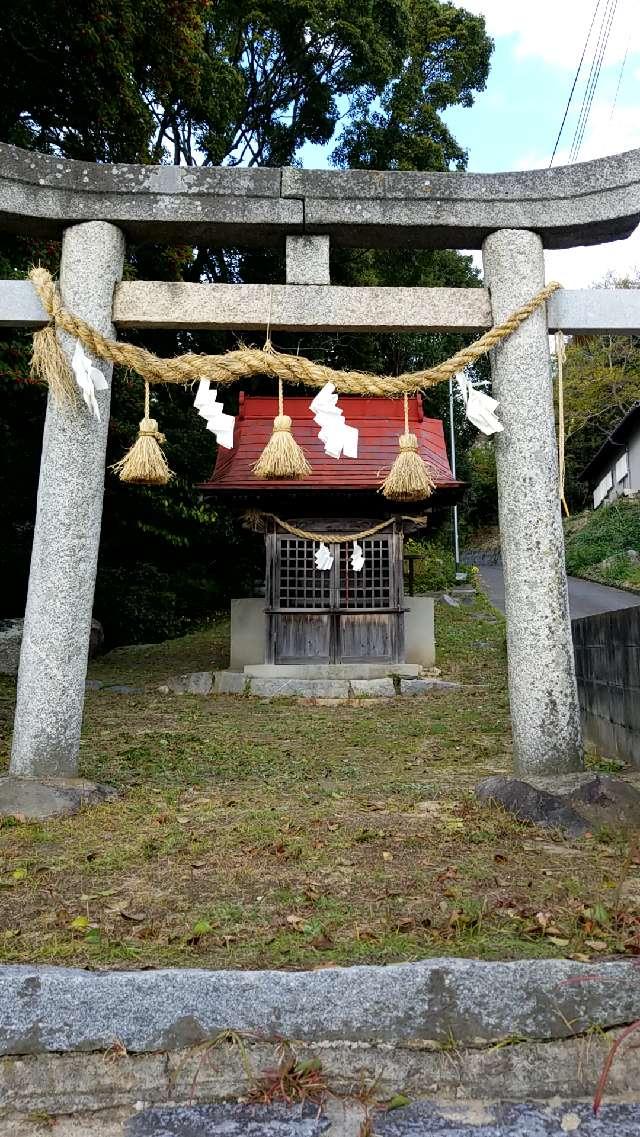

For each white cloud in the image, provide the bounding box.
[545,231,640,289]
[453,0,640,69]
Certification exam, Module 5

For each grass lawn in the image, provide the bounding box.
[0,595,639,971]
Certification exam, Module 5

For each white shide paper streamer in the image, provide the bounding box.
[351,541,365,572]
[456,373,504,436]
[194,380,235,449]
[71,341,108,421]
[309,382,359,459]
[314,542,334,571]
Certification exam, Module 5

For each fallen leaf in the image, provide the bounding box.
[387,1094,411,1111]
[355,924,377,941]
[69,915,90,931]
[437,867,458,883]
[79,887,123,902]
[311,933,334,950]
[395,917,415,932]
[382,851,393,862]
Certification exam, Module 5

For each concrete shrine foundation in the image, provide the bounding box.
[229,596,436,672]
[159,670,458,700]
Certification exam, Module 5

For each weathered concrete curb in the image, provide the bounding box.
[1,959,639,1057]
[3,1031,640,1121]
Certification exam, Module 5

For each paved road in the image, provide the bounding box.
[479,564,640,620]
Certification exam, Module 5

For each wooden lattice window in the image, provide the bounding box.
[339,538,391,609]
[277,535,393,610]
[278,537,332,609]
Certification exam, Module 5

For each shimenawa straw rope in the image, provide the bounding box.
[28,266,560,491]
[29,268,561,397]
[243,513,428,542]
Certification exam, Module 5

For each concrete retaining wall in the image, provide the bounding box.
[572,606,640,767]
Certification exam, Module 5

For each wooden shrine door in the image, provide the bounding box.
[266,525,404,664]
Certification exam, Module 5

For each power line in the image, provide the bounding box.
[570,0,618,163]
[569,0,611,161]
[610,41,629,119]
[549,0,602,167]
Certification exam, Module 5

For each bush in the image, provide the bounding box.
[565,498,640,576]
[404,539,456,593]
[459,440,498,540]
[93,563,225,646]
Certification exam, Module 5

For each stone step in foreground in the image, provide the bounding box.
[126,1101,640,1136]
[126,1103,328,1135]
[376,1101,640,1135]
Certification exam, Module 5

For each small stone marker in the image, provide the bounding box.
[126,1102,330,1137]
[374,1101,640,1135]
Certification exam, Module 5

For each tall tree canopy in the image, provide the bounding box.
[0,1,492,642]
[0,0,490,169]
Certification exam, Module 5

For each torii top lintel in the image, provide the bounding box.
[1,142,639,251]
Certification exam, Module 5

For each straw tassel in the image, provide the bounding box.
[252,374,311,479]
[381,395,436,502]
[30,322,79,406]
[111,381,173,486]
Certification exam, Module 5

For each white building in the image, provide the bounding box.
[581,403,640,508]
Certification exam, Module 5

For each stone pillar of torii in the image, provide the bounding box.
[1,142,640,814]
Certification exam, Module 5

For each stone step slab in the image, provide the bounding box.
[3,959,640,1056]
[126,1103,329,1136]
[375,1101,640,1135]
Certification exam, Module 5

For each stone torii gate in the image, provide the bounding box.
[2,142,640,811]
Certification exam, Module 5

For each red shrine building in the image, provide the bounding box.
[201,393,462,672]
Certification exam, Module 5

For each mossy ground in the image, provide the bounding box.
[0,595,639,970]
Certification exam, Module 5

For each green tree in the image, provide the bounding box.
[0,0,492,642]
[558,274,640,509]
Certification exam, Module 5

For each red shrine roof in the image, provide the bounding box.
[201,393,461,497]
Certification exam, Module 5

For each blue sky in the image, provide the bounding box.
[303,0,640,287]
[444,0,640,285]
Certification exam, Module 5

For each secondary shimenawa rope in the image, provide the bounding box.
[244,513,428,542]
